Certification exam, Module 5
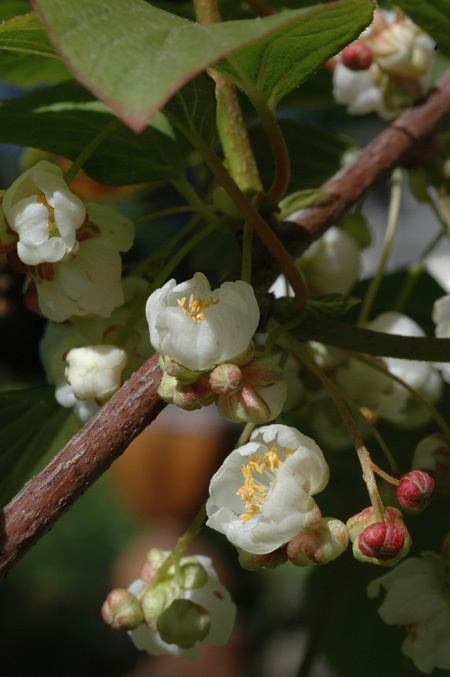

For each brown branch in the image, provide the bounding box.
[2,68,450,579]
[0,353,165,579]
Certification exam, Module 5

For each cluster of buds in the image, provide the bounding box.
[101,549,236,661]
[0,161,134,322]
[147,273,287,424]
[332,8,435,120]
[347,506,411,566]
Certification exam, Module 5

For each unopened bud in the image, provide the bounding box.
[65,344,128,402]
[101,588,143,630]
[341,41,373,70]
[396,470,434,511]
[412,434,450,496]
[287,517,349,567]
[141,585,172,630]
[179,557,209,589]
[156,599,210,649]
[160,355,201,384]
[237,546,287,571]
[209,363,243,396]
[347,506,411,566]
[158,372,215,410]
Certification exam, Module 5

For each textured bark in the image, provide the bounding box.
[2,68,450,579]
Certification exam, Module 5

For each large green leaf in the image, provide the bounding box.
[0,387,70,508]
[216,0,374,109]
[0,81,186,185]
[30,0,372,132]
[395,0,450,54]
[0,11,57,57]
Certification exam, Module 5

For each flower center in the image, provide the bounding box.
[35,192,57,235]
[177,294,219,323]
[236,447,290,524]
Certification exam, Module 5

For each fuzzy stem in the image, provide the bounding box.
[358,167,403,325]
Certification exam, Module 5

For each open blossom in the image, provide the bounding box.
[368,552,450,673]
[24,203,134,322]
[3,160,85,265]
[146,272,260,372]
[206,424,329,555]
[39,277,152,422]
[336,312,442,427]
[332,9,435,120]
[126,554,236,661]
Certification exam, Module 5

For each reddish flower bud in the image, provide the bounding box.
[397,470,434,511]
[358,522,405,561]
[209,363,243,396]
[101,588,143,630]
[341,42,373,70]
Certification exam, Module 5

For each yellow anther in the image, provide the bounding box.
[237,446,290,523]
[35,192,56,234]
[177,294,219,323]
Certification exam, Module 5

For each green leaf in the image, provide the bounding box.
[249,119,357,192]
[215,0,374,109]
[163,74,217,151]
[30,0,373,132]
[0,387,70,508]
[0,81,184,185]
[279,189,336,219]
[0,11,58,57]
[395,0,450,53]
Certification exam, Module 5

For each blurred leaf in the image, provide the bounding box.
[0,52,71,87]
[215,0,374,109]
[163,73,217,150]
[250,119,357,192]
[31,0,372,132]
[0,387,70,508]
[280,189,335,219]
[307,293,361,317]
[395,0,450,55]
[0,81,184,185]
[0,11,57,57]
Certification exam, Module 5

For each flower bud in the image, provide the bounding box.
[341,42,373,70]
[179,558,209,589]
[160,355,201,384]
[216,352,286,424]
[156,599,210,649]
[101,588,144,630]
[397,470,434,511]
[65,344,128,402]
[209,363,243,396]
[348,506,411,566]
[412,434,450,496]
[157,372,216,410]
[141,585,172,630]
[237,546,288,571]
[287,517,349,566]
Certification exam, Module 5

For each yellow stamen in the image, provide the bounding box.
[177,294,219,323]
[236,446,289,523]
[35,192,56,234]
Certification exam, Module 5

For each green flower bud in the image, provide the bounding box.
[141,584,173,630]
[179,557,209,589]
[101,588,144,630]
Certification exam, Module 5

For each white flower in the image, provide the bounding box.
[26,203,134,322]
[65,345,128,402]
[128,555,236,662]
[299,226,360,295]
[39,277,152,422]
[336,312,442,427]
[146,272,260,372]
[3,161,86,265]
[206,424,329,555]
[270,227,360,298]
[332,9,435,120]
[368,552,450,673]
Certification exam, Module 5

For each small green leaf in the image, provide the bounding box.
[0,387,70,508]
[0,81,184,185]
[306,293,361,317]
[30,0,372,132]
[280,189,336,219]
[215,0,374,109]
[395,0,450,53]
